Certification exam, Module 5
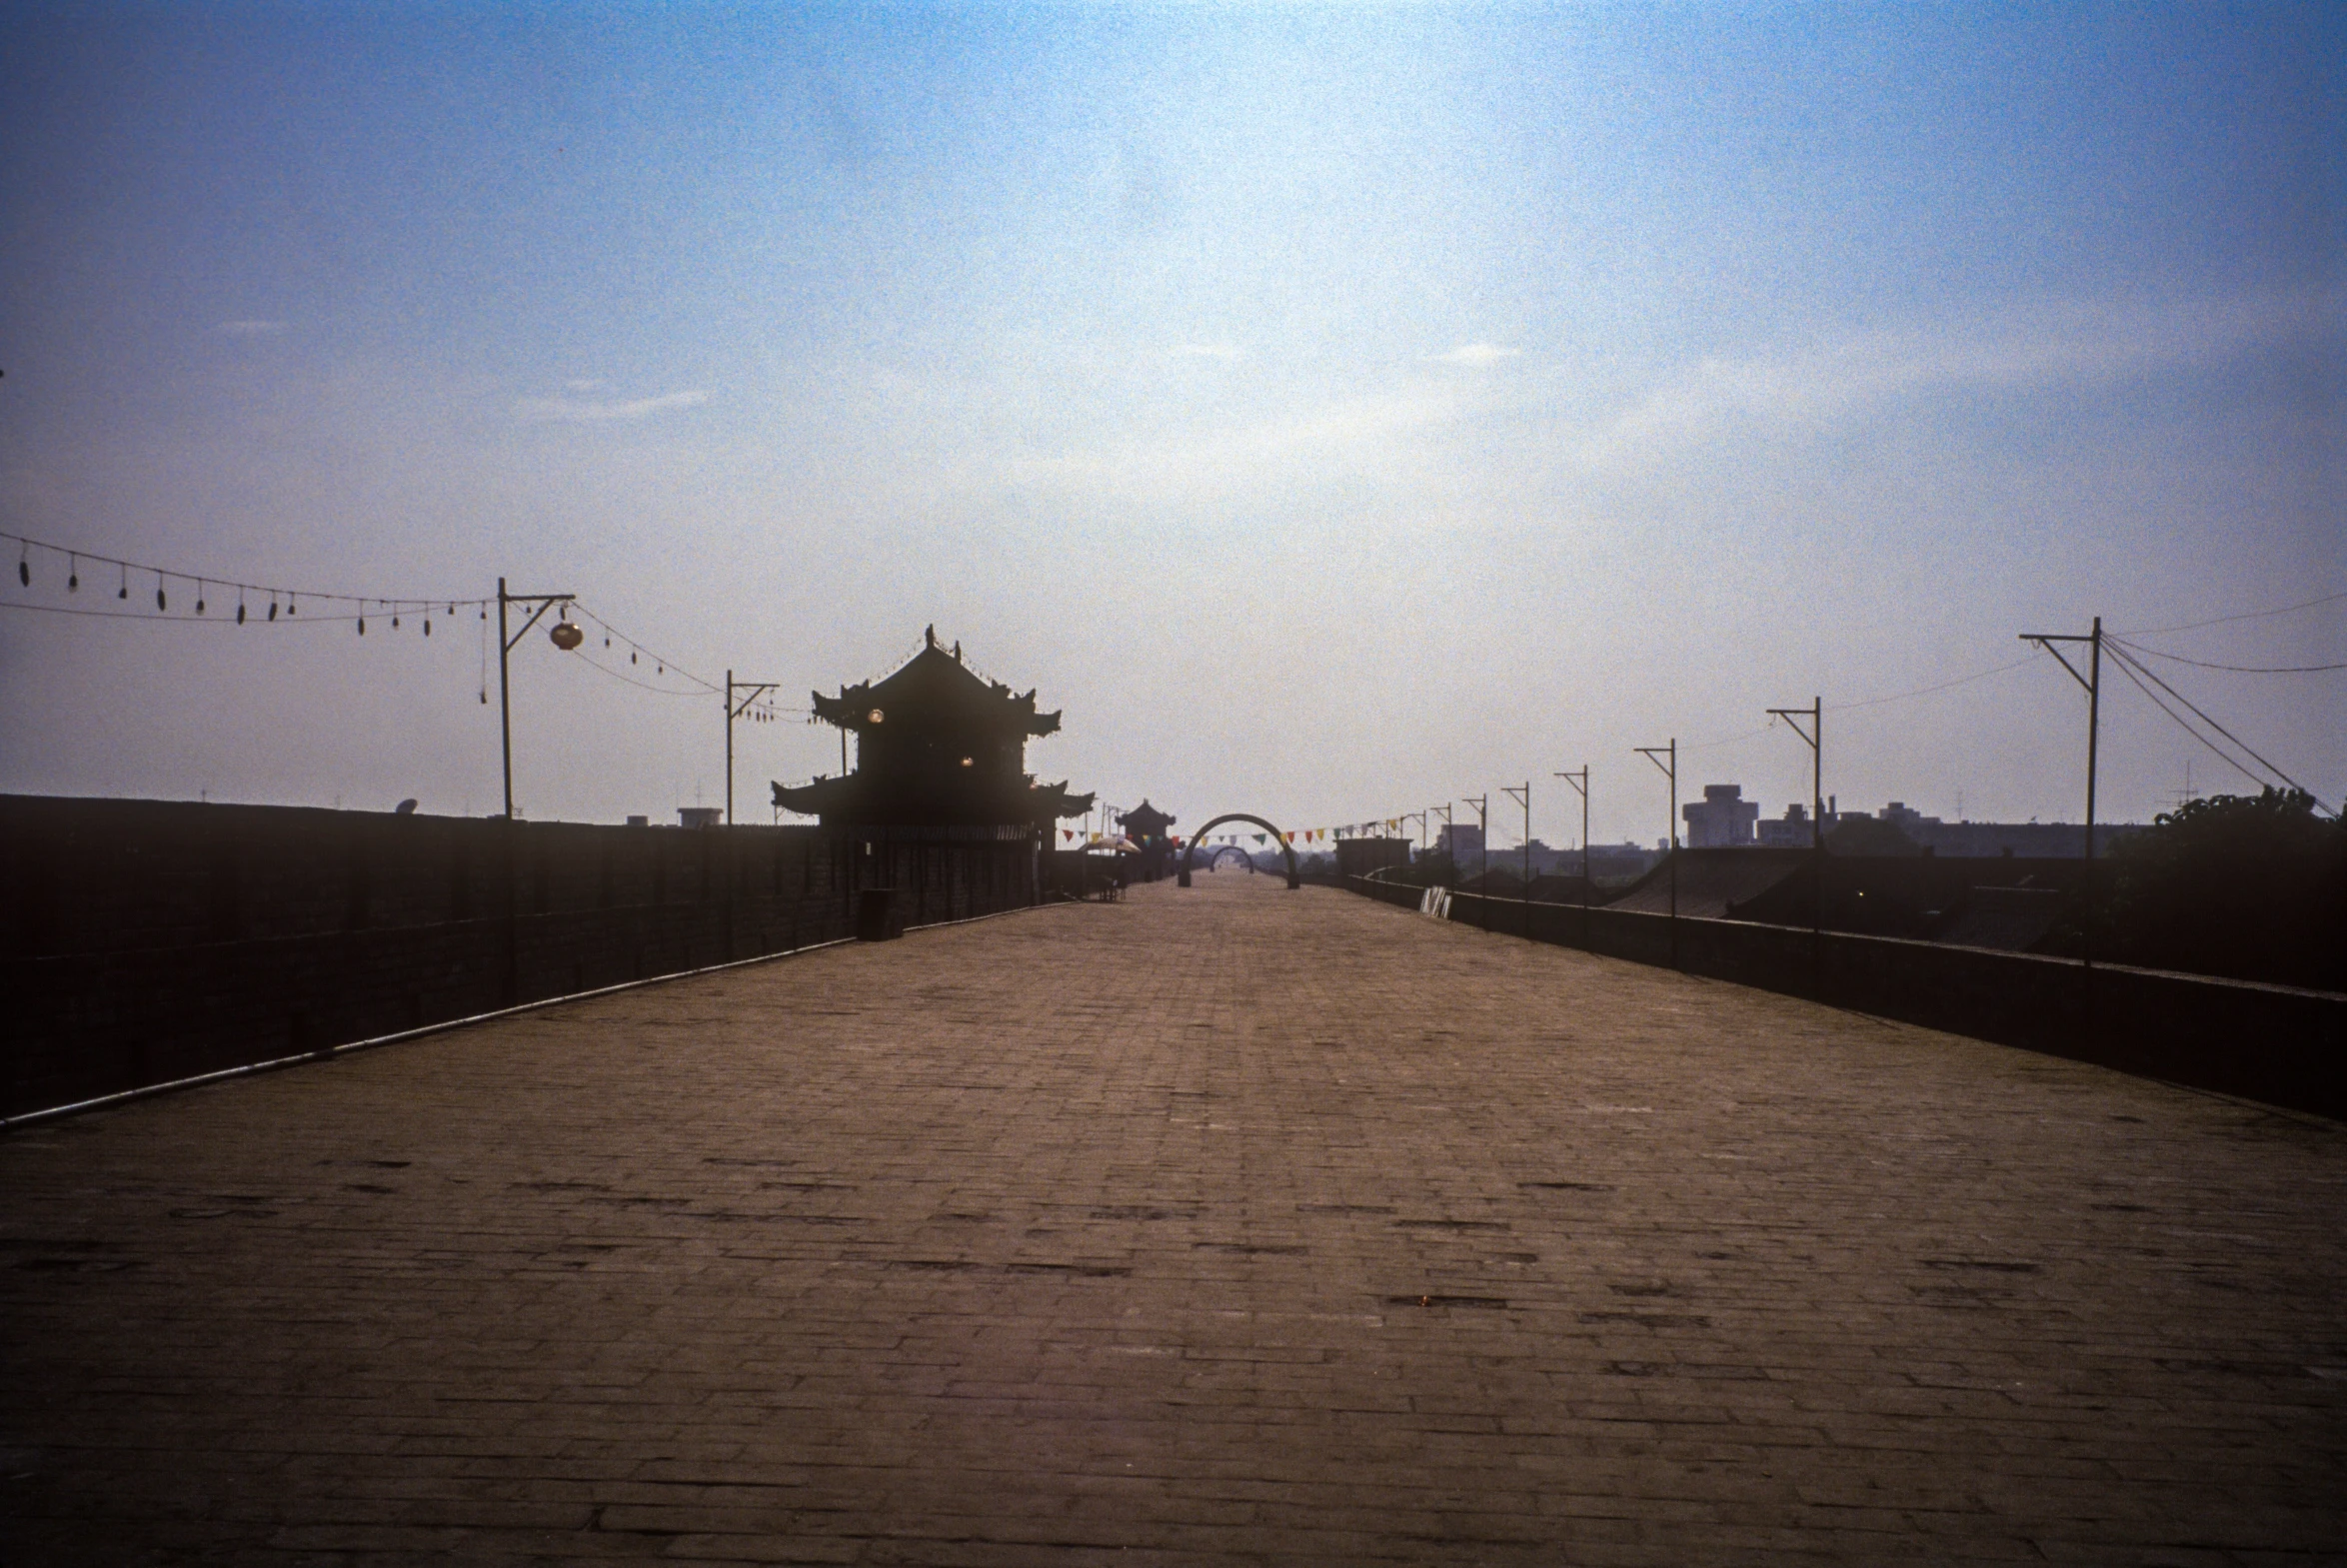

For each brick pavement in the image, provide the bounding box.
[4,873,2345,1565]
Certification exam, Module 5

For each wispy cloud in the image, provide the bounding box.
[1435,343,1520,367]
[1172,343,1243,361]
[998,389,1468,504]
[1579,289,2341,467]
[216,320,286,336]
[514,389,712,423]
[564,378,608,393]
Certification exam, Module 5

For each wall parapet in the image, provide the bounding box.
[1346,875,2347,1122]
[3,795,1039,1121]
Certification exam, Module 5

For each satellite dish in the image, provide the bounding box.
[395,798,418,815]
[550,619,584,651]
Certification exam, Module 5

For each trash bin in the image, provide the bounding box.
[855,887,897,942]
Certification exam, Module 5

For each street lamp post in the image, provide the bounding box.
[1502,782,1531,937]
[1767,697,1824,989]
[1462,793,1489,929]
[1634,740,1677,967]
[496,577,575,821]
[1554,766,1589,945]
[725,671,781,826]
[2020,618,2104,967]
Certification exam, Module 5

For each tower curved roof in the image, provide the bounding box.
[809,629,1061,738]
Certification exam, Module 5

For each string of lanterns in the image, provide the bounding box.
[5,528,490,631]
[4,527,805,723]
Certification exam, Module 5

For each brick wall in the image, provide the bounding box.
[1349,873,2347,1121]
[2,796,1039,1120]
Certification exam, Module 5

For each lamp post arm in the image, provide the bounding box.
[501,594,573,655]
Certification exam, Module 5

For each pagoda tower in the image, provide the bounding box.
[1117,800,1177,881]
[772,628,1092,831]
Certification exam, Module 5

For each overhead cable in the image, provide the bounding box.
[2101,640,2332,813]
[2104,654,2275,797]
[2116,588,2347,639]
[2109,637,2347,676]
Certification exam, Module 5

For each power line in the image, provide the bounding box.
[2115,588,2347,639]
[1826,656,2037,712]
[2101,640,2331,812]
[1680,656,2040,754]
[566,601,721,695]
[2104,652,2273,797]
[1681,725,1773,754]
[2108,637,2347,675]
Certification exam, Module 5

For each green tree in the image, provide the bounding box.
[2097,788,2345,989]
[1823,815,1923,856]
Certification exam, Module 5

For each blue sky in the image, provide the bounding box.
[2,3,2340,842]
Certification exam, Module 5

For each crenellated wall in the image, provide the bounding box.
[2,796,1039,1120]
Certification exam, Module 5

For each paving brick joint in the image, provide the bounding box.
[4,873,2344,1565]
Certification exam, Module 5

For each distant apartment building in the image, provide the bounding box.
[1755,800,1822,848]
[1875,801,2138,857]
[1731,794,2135,857]
[1437,822,1485,864]
[1682,784,1760,847]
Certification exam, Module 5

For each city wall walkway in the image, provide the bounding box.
[4,873,2344,1565]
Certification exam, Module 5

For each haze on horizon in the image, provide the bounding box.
[2,3,2340,848]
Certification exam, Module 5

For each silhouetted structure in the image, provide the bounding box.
[1334,837,1410,881]
[1118,800,1178,881]
[772,628,1092,833]
[1683,784,1760,847]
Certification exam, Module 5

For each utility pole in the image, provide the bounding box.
[1502,782,1531,936]
[1767,697,1824,986]
[496,578,575,821]
[1462,793,1489,929]
[725,672,780,826]
[1399,808,1428,856]
[2019,617,2104,966]
[1554,767,1590,942]
[1634,740,1677,966]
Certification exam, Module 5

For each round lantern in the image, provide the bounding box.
[549,620,585,651]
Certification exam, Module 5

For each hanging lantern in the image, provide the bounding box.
[549,619,584,651]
